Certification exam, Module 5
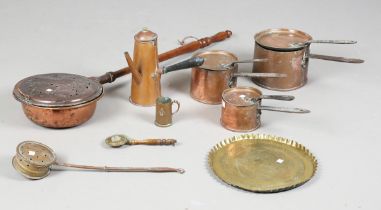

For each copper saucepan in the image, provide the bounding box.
[252,28,364,91]
[161,50,286,105]
[220,87,309,132]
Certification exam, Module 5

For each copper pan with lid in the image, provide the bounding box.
[220,86,309,132]
[168,50,286,105]
[252,28,364,91]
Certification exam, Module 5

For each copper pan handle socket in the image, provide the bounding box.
[258,105,310,114]
[308,53,364,63]
[158,57,205,74]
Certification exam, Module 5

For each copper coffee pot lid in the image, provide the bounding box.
[13,73,103,108]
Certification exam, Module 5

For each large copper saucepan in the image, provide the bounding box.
[252,28,364,91]
[13,30,233,128]
[161,50,286,105]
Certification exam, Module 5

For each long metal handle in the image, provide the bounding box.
[161,57,204,74]
[309,53,364,63]
[128,139,177,145]
[291,40,357,48]
[258,105,310,113]
[221,59,268,69]
[260,95,295,101]
[55,162,185,173]
[308,40,357,44]
[233,72,287,78]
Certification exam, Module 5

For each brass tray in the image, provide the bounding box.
[208,134,317,193]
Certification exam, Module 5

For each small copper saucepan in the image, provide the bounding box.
[161,50,286,104]
[220,87,309,132]
[252,28,364,91]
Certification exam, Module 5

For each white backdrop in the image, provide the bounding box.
[0,0,379,209]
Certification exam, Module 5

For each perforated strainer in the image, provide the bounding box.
[12,141,184,180]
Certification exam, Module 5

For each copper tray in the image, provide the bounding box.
[208,134,317,193]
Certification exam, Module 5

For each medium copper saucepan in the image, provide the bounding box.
[161,50,286,105]
[13,31,233,128]
[220,87,309,132]
[252,28,364,91]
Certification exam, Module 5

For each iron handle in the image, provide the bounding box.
[233,72,287,78]
[161,57,205,74]
[56,162,185,173]
[258,105,310,113]
[260,95,295,101]
[309,53,364,63]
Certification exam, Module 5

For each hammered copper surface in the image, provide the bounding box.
[130,29,161,106]
[252,29,313,91]
[208,134,317,193]
[221,87,262,132]
[21,101,97,128]
[190,50,238,104]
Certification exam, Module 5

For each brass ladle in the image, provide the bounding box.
[105,134,177,148]
[12,141,184,180]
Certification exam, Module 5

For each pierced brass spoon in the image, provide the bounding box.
[105,134,177,148]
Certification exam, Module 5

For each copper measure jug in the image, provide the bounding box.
[252,28,364,91]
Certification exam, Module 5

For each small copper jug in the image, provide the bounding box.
[155,97,180,127]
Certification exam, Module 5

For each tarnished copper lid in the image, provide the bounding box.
[134,28,158,42]
[222,87,262,106]
[193,50,238,71]
[13,73,103,108]
[255,28,313,51]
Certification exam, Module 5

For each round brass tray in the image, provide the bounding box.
[208,134,317,193]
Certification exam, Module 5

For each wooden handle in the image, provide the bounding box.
[128,139,177,145]
[158,30,232,61]
[95,30,233,84]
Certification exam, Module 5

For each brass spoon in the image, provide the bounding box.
[105,134,177,148]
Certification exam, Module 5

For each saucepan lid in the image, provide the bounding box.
[222,87,262,107]
[13,73,103,108]
[255,28,313,51]
[193,50,238,71]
